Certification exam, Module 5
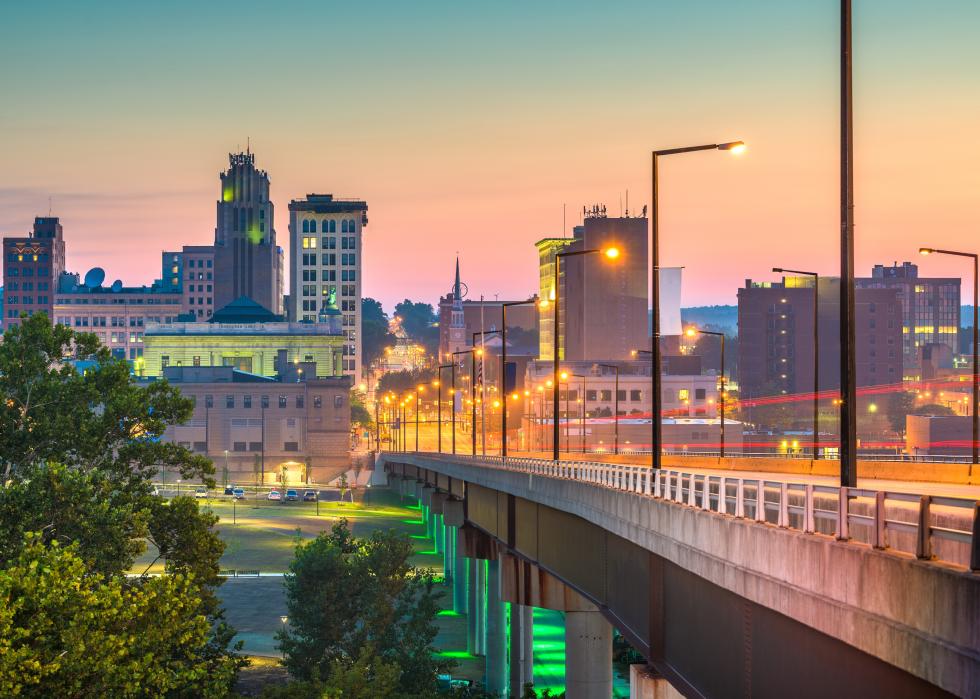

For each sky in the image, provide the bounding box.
[1,1,978,311]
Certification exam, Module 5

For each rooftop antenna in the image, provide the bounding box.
[626,189,629,217]
[246,136,250,155]
[619,194,622,217]
[48,196,52,216]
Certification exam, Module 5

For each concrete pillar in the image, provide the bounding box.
[474,559,487,656]
[453,539,468,614]
[443,524,454,585]
[435,514,444,554]
[466,558,480,655]
[509,603,534,697]
[629,664,683,699]
[485,560,507,696]
[565,609,613,699]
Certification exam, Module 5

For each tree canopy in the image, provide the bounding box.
[362,298,396,370]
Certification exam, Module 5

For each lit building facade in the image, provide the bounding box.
[3,217,66,328]
[142,297,346,378]
[213,151,284,315]
[157,365,352,484]
[856,262,960,376]
[287,194,368,381]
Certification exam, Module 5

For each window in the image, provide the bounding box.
[313,395,322,408]
[283,441,299,452]
[261,395,270,409]
[249,441,263,451]
[205,395,214,408]
[193,356,201,366]
[161,356,170,368]
[586,390,597,401]
[600,390,612,402]
[193,441,207,452]
[342,219,349,233]
[616,390,626,401]
[302,220,310,233]
[244,395,252,409]
[233,441,246,452]
[226,395,235,409]
[695,388,706,400]
[677,389,690,401]
[334,394,344,408]
[630,389,642,402]
[278,395,287,408]
[296,395,304,408]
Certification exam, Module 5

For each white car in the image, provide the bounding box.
[267,490,282,501]
[194,486,208,499]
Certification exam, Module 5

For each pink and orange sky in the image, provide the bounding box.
[1,1,978,311]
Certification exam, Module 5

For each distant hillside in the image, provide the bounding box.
[647,305,738,335]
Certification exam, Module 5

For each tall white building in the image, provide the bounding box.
[288,194,368,382]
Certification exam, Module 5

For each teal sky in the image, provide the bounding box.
[2,1,978,308]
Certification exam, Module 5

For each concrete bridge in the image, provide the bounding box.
[379,451,980,698]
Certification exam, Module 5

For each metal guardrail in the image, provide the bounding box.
[391,452,980,572]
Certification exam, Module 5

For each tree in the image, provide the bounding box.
[886,391,915,433]
[362,298,396,370]
[394,300,440,356]
[378,368,436,396]
[0,534,238,698]
[0,312,212,487]
[350,391,373,429]
[278,521,450,695]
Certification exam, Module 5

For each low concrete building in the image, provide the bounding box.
[157,365,351,485]
[906,414,972,457]
[142,296,346,378]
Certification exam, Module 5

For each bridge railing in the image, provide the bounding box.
[398,452,980,572]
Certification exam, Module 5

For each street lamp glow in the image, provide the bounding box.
[718,140,746,154]
[919,247,934,256]
[685,327,697,338]
[603,247,620,260]
[560,371,569,381]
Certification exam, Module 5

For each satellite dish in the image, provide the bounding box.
[83,267,105,289]
[110,280,123,292]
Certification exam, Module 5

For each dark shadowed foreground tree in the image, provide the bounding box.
[278,520,450,697]
[0,313,243,694]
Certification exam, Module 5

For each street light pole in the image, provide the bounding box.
[452,349,475,456]
[651,139,745,471]
[686,328,726,457]
[839,0,858,487]
[437,365,451,454]
[919,247,979,467]
[773,268,821,458]
[598,364,620,455]
[501,299,538,458]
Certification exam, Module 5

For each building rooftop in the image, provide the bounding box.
[289,194,368,214]
[209,296,283,324]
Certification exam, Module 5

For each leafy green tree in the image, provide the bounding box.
[378,368,436,396]
[394,300,440,356]
[886,391,915,433]
[351,391,373,429]
[0,534,238,698]
[278,521,449,695]
[0,312,212,487]
[362,298,396,370]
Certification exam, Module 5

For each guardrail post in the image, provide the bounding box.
[873,491,886,550]
[778,483,789,528]
[717,477,726,515]
[971,503,980,572]
[675,473,685,503]
[735,480,745,518]
[701,476,711,511]
[688,474,697,507]
[654,470,662,498]
[916,495,932,560]
[755,480,766,522]
[836,487,849,541]
[644,470,651,496]
[804,484,814,534]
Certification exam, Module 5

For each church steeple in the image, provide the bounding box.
[453,256,462,305]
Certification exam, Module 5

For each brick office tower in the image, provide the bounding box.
[213,151,283,315]
[3,216,66,328]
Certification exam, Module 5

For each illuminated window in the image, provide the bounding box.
[678,389,690,401]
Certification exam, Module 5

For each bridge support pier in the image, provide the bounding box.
[453,544,468,614]
[509,603,534,697]
[485,559,508,695]
[565,607,613,699]
[467,557,486,656]
[629,664,682,699]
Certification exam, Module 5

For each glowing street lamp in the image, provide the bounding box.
[650,140,744,469]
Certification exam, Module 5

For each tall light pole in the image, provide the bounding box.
[597,364,621,455]
[414,385,424,452]
[452,349,475,456]
[472,330,501,456]
[839,0,857,487]
[686,327,726,457]
[651,140,745,470]
[501,299,539,458]
[552,247,620,461]
[773,267,821,458]
[437,365,452,454]
[920,247,978,467]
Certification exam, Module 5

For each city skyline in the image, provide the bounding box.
[2,0,979,310]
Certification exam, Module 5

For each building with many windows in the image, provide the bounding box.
[287,193,368,381]
[54,269,182,362]
[156,365,352,484]
[161,245,216,320]
[856,262,960,377]
[142,296,346,379]
[3,217,66,328]
[213,151,283,315]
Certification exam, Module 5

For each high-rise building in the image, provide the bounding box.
[738,275,903,400]
[213,151,283,315]
[162,246,216,320]
[2,217,66,328]
[287,193,368,381]
[535,210,648,362]
[856,262,960,377]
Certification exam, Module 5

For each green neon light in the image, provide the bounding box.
[437,609,461,617]
[437,650,476,659]
[401,519,423,525]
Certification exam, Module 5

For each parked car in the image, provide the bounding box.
[224,485,234,496]
[232,488,245,500]
[267,490,282,501]
[284,489,299,502]
[303,490,317,502]
[194,486,208,499]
